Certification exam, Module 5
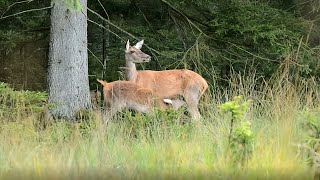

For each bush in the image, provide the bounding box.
[0,82,47,120]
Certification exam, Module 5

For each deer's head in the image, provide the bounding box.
[125,40,151,63]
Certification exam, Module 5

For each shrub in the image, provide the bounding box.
[0,82,47,120]
[219,96,254,166]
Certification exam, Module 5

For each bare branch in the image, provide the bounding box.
[0,6,52,20]
[96,0,109,20]
[88,47,104,67]
[1,0,34,18]
[87,8,138,42]
[87,18,124,41]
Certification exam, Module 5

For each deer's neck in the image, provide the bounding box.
[125,59,138,82]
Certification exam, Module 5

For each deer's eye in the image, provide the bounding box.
[130,50,135,54]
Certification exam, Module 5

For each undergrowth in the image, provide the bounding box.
[0,82,47,120]
[0,74,318,179]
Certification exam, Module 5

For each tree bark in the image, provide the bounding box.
[47,0,91,120]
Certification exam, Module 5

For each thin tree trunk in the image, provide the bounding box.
[102,20,109,80]
[20,46,27,89]
[47,0,91,120]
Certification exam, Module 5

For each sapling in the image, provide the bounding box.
[219,96,253,166]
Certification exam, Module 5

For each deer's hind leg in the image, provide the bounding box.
[184,86,202,121]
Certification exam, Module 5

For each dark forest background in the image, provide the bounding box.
[0,0,319,91]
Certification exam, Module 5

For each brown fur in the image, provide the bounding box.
[124,40,208,120]
[135,69,208,98]
[97,79,178,119]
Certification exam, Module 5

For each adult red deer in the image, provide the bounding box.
[124,40,208,120]
[97,79,184,119]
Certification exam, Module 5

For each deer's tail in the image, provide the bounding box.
[200,77,208,96]
[97,79,108,87]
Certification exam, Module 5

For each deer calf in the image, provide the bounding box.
[97,79,184,120]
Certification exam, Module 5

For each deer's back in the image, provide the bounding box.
[135,69,207,97]
[104,81,152,105]
[102,80,171,112]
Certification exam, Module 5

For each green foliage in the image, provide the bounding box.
[296,45,320,77]
[0,73,317,179]
[229,121,254,164]
[77,119,98,138]
[45,121,75,143]
[207,1,305,78]
[0,82,47,119]
[0,0,50,55]
[299,107,320,176]
[118,108,193,141]
[64,0,82,11]
[219,95,251,120]
[44,119,98,144]
[86,0,315,89]
[2,0,319,90]
[301,108,320,149]
[219,96,254,166]
[75,108,97,121]
[0,30,25,53]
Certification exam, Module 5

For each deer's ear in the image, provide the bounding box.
[125,40,130,51]
[134,40,144,49]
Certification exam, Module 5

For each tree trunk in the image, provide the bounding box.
[47,0,91,120]
[102,20,109,80]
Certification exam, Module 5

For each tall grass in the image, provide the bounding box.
[0,72,318,179]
